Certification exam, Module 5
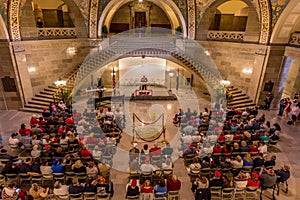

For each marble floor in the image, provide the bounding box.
[0,99,299,199]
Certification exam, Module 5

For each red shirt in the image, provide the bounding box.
[233,134,241,140]
[141,185,153,193]
[167,179,181,191]
[19,128,31,136]
[247,178,260,187]
[81,149,92,158]
[213,147,223,153]
[218,134,225,141]
[30,117,38,125]
[65,118,74,124]
[150,147,161,156]
[249,146,258,152]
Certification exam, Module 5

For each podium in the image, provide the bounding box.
[135,90,153,96]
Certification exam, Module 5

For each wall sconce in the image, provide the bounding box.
[205,51,210,56]
[242,68,253,74]
[138,0,143,2]
[66,47,77,56]
[27,67,36,73]
[167,104,172,110]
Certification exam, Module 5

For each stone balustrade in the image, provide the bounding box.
[289,32,300,46]
[37,28,76,39]
[207,30,244,41]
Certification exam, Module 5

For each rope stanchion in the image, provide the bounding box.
[132,112,167,143]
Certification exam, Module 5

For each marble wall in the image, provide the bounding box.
[199,41,266,100]
[11,38,93,103]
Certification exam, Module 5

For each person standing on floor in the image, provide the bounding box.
[278,97,287,116]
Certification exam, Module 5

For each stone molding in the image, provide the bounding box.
[207,31,245,41]
[187,0,196,39]
[258,0,271,44]
[89,0,99,38]
[37,28,77,39]
[8,0,21,41]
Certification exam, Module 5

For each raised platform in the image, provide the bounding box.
[130,90,177,101]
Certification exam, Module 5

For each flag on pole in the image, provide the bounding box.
[112,68,116,89]
[176,68,179,91]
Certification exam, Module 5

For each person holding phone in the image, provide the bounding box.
[1,182,19,200]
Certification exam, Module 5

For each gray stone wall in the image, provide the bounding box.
[12,38,93,103]
[257,46,286,108]
[0,42,22,110]
[199,41,266,101]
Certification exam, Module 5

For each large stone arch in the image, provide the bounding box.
[270,0,300,44]
[197,0,263,43]
[97,0,188,38]
[8,0,87,41]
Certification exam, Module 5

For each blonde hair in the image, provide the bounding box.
[69,133,75,142]
[73,160,83,169]
[244,153,252,162]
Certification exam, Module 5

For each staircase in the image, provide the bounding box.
[19,67,79,113]
[226,86,256,110]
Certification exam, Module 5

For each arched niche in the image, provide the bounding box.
[270,0,300,44]
[197,0,260,43]
[98,0,187,38]
[17,0,87,39]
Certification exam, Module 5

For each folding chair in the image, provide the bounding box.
[210,186,222,200]
[83,192,96,200]
[69,193,83,200]
[222,188,234,200]
[168,190,180,200]
[260,185,276,200]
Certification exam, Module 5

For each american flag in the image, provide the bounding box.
[112,68,116,89]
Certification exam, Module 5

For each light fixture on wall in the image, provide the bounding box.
[242,68,253,74]
[27,67,36,73]
[138,0,143,2]
[66,47,77,56]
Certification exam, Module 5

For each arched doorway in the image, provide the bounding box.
[98,0,187,38]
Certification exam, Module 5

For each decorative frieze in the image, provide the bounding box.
[37,28,77,39]
[8,0,21,41]
[258,0,271,44]
[207,31,245,41]
[187,0,195,39]
[89,0,99,38]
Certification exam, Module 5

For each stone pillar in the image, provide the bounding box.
[256,46,286,109]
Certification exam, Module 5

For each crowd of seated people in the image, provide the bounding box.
[176,106,288,199]
[0,101,125,199]
[124,141,181,199]
[125,175,181,199]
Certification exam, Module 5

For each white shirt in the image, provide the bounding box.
[258,145,268,154]
[291,106,300,116]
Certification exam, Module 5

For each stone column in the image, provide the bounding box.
[256,46,286,109]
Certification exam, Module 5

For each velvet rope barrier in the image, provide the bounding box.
[133,113,164,125]
[134,127,165,142]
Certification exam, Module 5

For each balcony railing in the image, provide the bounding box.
[37,28,76,39]
[289,32,300,46]
[207,30,245,41]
